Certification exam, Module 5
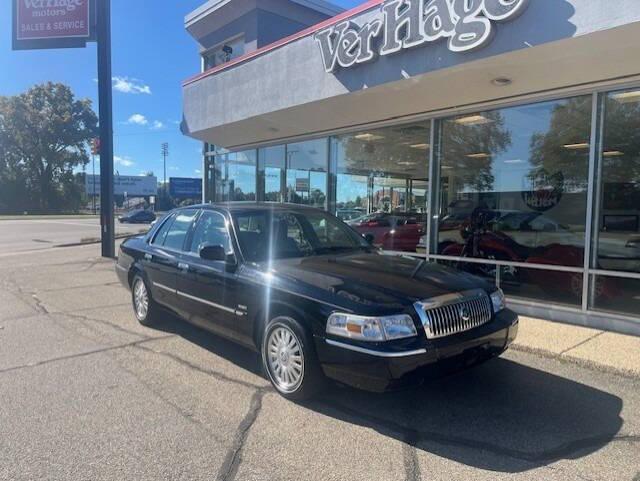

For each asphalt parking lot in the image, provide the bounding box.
[0,217,147,255]
[1,244,639,481]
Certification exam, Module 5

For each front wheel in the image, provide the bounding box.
[262,317,324,400]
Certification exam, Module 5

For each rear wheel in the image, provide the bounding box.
[131,274,159,326]
[262,317,324,400]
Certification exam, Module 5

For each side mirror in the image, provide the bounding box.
[199,244,226,262]
[363,233,375,245]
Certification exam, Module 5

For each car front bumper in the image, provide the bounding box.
[316,309,519,392]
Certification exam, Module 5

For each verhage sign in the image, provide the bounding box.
[314,0,529,73]
[15,0,90,41]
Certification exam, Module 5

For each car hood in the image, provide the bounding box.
[255,252,494,313]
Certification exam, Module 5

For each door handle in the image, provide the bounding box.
[178,262,190,271]
[144,253,152,261]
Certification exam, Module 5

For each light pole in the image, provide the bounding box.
[161,142,169,191]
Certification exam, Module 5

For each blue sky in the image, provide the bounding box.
[1,0,361,181]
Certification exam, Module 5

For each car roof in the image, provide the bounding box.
[176,202,322,214]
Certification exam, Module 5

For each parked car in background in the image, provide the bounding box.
[118,209,157,224]
[116,203,518,399]
[348,212,426,252]
[336,208,365,222]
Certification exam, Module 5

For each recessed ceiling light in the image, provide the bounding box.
[603,150,625,157]
[466,153,491,159]
[454,115,493,126]
[503,159,524,164]
[397,161,418,166]
[492,77,512,87]
[611,91,640,103]
[563,143,590,150]
[409,143,430,150]
[355,133,385,141]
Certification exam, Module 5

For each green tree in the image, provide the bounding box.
[0,82,98,213]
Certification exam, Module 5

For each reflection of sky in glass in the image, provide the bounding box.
[491,104,554,193]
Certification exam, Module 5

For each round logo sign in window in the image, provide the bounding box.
[522,170,565,212]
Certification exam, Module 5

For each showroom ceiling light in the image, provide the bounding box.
[466,153,491,159]
[611,91,640,103]
[603,150,625,157]
[563,143,590,150]
[503,159,524,164]
[454,115,492,126]
[409,143,430,150]
[355,133,385,141]
[492,77,513,87]
[398,161,417,166]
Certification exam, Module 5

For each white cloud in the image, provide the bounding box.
[151,120,165,130]
[114,155,135,167]
[112,76,152,95]
[169,166,180,171]
[127,114,148,126]
[194,169,202,174]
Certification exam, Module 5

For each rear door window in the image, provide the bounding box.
[162,210,198,251]
[151,214,175,246]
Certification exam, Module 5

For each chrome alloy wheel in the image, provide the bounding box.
[133,278,149,320]
[266,325,304,393]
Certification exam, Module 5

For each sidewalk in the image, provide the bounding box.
[512,316,640,378]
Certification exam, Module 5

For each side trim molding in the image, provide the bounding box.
[153,282,176,294]
[325,339,427,358]
[176,290,245,317]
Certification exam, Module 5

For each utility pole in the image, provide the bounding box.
[161,142,169,191]
[97,0,115,258]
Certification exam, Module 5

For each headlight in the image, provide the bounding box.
[326,313,417,342]
[490,288,506,313]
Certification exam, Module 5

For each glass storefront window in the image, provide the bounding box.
[333,122,430,253]
[258,145,286,203]
[436,96,592,264]
[501,266,583,307]
[285,139,328,210]
[590,275,640,317]
[214,150,257,202]
[596,89,640,274]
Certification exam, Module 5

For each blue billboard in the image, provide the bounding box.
[169,177,203,198]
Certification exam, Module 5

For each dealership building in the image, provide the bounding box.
[182,0,640,334]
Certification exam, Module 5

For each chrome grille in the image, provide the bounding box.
[414,289,493,339]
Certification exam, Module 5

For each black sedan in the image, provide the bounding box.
[116,203,518,399]
[118,209,157,224]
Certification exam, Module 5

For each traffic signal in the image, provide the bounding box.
[91,138,101,155]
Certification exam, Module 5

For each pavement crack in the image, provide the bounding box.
[0,335,174,375]
[135,344,267,391]
[216,390,264,481]
[559,331,606,356]
[62,311,149,340]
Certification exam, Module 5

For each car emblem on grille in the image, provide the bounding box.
[459,305,471,322]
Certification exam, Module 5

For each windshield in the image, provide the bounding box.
[232,209,370,262]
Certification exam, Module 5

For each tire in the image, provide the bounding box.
[262,316,325,400]
[131,274,160,327]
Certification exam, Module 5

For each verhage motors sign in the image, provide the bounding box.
[314,0,529,73]
[15,0,90,43]
[86,175,158,197]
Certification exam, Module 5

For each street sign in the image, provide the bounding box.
[12,0,95,50]
[295,178,310,192]
[86,175,158,197]
[169,177,203,198]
